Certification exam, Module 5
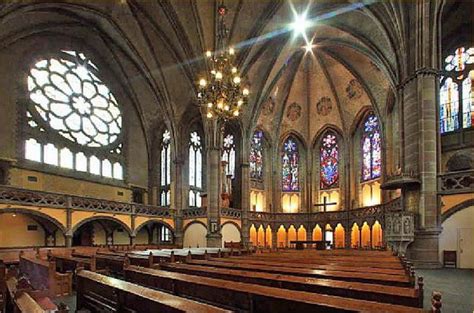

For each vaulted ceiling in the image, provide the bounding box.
[0,0,450,147]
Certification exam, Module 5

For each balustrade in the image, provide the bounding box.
[438,170,474,194]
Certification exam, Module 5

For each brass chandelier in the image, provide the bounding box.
[197,4,249,121]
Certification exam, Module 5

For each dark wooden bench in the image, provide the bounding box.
[19,255,72,297]
[290,240,330,250]
[197,257,406,276]
[124,265,425,313]
[185,259,411,287]
[234,254,404,269]
[76,270,230,313]
[157,262,423,307]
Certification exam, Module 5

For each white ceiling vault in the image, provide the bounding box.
[0,0,448,149]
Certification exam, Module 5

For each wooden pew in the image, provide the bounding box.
[184,259,411,287]
[19,255,72,297]
[76,270,229,313]
[234,254,404,269]
[196,257,406,276]
[124,265,426,313]
[157,262,423,307]
[5,277,69,313]
[0,261,6,313]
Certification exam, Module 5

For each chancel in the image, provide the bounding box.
[0,0,472,312]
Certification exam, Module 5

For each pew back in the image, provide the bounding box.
[76,270,230,313]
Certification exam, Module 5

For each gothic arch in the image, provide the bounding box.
[133,219,175,237]
[0,207,66,234]
[311,125,344,149]
[70,216,132,236]
[441,199,474,223]
[221,220,242,233]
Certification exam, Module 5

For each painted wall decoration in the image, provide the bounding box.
[262,97,275,116]
[316,97,333,116]
[346,79,363,100]
[286,102,302,121]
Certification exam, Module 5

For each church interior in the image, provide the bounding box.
[0,0,472,312]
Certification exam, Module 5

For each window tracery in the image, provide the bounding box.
[440,47,474,133]
[361,113,381,182]
[250,130,264,182]
[282,137,299,192]
[320,131,339,189]
[189,131,202,207]
[222,134,235,178]
[160,130,171,206]
[24,50,123,180]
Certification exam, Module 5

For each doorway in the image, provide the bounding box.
[458,228,473,268]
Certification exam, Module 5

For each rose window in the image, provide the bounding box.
[27,51,122,147]
[24,50,124,180]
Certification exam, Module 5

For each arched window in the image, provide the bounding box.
[440,46,474,133]
[189,131,202,207]
[222,134,235,178]
[250,130,264,181]
[281,137,299,192]
[160,130,171,206]
[320,131,339,189]
[361,113,382,182]
[25,50,123,180]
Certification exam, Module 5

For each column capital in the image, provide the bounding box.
[397,67,441,90]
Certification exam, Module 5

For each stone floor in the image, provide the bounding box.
[418,269,474,313]
[56,269,474,312]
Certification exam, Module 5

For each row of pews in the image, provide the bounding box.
[1,245,442,312]
[75,248,441,312]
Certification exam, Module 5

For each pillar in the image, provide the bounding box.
[271,227,278,249]
[205,118,223,247]
[240,162,251,248]
[173,158,185,247]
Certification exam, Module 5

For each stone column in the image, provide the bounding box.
[173,158,185,247]
[344,224,351,249]
[271,227,278,249]
[240,161,251,247]
[205,118,223,247]
[65,204,72,247]
[402,71,441,267]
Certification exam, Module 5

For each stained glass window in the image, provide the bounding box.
[282,137,299,192]
[189,131,202,207]
[160,130,171,206]
[320,132,339,189]
[222,134,236,178]
[361,113,382,182]
[462,71,473,128]
[250,130,264,181]
[440,47,474,133]
[24,50,123,180]
[440,78,459,132]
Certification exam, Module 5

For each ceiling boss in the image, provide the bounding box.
[197,3,249,122]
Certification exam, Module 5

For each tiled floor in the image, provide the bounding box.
[417,269,474,313]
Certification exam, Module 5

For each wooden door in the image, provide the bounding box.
[458,228,474,269]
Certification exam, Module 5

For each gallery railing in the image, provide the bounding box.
[438,170,474,194]
[247,198,402,228]
[0,185,174,218]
